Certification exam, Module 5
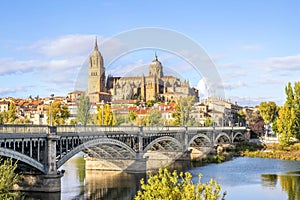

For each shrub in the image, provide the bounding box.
[135,168,226,200]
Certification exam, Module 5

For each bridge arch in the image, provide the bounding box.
[215,132,231,144]
[233,132,246,142]
[143,136,183,152]
[57,138,137,168]
[0,147,46,174]
[188,133,212,147]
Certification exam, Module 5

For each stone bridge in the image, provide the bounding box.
[0,125,248,192]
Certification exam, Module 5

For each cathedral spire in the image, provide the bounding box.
[154,52,158,61]
[94,36,98,51]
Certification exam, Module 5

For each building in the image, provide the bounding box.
[87,39,111,103]
[68,90,85,102]
[0,101,10,112]
[198,97,243,126]
[87,39,199,104]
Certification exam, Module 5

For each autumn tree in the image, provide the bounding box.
[7,102,17,124]
[244,109,264,137]
[0,158,19,199]
[135,168,225,200]
[204,117,212,127]
[0,102,17,124]
[259,101,278,126]
[277,82,300,145]
[47,100,70,125]
[0,112,8,124]
[128,111,137,122]
[277,104,295,146]
[94,104,116,126]
[76,95,92,125]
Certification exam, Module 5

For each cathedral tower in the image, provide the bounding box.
[87,38,106,102]
[149,53,163,78]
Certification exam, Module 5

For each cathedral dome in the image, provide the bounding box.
[149,53,163,78]
[150,54,162,68]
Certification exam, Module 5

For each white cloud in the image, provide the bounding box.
[261,54,300,71]
[0,87,28,96]
[0,58,38,75]
[30,34,98,57]
[223,81,247,90]
[223,70,247,80]
[228,95,284,107]
[197,78,209,99]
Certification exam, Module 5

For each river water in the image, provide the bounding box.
[25,156,300,200]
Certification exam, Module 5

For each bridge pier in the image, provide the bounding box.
[14,126,64,192]
[14,173,63,192]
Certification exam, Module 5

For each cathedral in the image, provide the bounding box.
[87,39,199,103]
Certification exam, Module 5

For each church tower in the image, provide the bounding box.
[149,53,163,78]
[87,38,106,102]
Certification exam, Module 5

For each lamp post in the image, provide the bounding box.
[101,100,104,126]
[50,94,54,126]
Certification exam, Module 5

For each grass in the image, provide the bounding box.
[242,142,300,161]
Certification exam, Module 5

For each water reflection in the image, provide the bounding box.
[261,172,300,200]
[23,156,300,200]
[280,172,300,200]
[61,156,145,200]
[191,157,300,200]
[84,171,144,200]
[261,174,278,187]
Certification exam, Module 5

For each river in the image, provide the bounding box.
[25,156,300,200]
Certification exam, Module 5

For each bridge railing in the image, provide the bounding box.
[0,124,49,134]
[141,126,186,132]
[0,124,248,135]
[56,125,141,134]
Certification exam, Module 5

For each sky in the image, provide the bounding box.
[0,0,300,106]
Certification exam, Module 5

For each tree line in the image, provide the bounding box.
[71,95,202,127]
[249,81,300,146]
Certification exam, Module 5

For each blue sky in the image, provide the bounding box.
[0,1,299,106]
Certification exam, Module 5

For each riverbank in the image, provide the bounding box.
[191,142,300,166]
[242,142,300,161]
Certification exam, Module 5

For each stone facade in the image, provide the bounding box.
[87,40,199,103]
[87,38,111,103]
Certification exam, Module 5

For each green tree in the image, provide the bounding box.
[47,100,70,125]
[128,111,137,122]
[76,95,92,125]
[277,104,295,146]
[0,111,8,124]
[293,82,300,139]
[259,101,278,125]
[145,100,156,108]
[147,110,162,126]
[7,102,17,124]
[204,117,212,127]
[277,82,300,145]
[0,158,19,199]
[172,96,195,126]
[115,115,125,126]
[236,110,246,126]
[14,117,31,124]
[135,168,225,200]
[95,104,116,126]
